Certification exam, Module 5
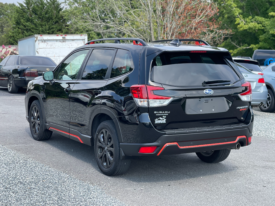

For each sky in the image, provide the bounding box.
[1,0,25,3]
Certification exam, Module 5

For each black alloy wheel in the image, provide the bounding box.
[7,75,18,93]
[97,129,114,169]
[94,120,131,176]
[260,89,275,112]
[29,100,52,141]
[30,105,41,135]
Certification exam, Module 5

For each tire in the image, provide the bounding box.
[29,100,52,141]
[94,120,131,176]
[7,75,19,93]
[259,89,275,112]
[196,149,231,163]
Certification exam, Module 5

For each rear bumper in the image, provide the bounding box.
[119,111,253,157]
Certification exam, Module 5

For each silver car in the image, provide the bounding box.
[236,63,268,106]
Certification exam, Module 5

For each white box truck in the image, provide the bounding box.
[18,34,88,64]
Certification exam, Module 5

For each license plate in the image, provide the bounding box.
[185,97,229,114]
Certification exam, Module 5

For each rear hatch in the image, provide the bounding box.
[147,51,251,132]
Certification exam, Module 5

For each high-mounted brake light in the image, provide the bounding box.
[130,85,172,107]
[239,82,252,101]
[258,78,265,83]
[190,51,207,53]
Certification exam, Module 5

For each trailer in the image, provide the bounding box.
[18,34,88,64]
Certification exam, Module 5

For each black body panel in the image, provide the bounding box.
[25,42,253,156]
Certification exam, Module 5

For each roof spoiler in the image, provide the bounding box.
[152,39,210,46]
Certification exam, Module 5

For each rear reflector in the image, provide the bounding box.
[139,146,157,154]
[248,137,252,144]
[130,85,172,107]
[258,78,265,83]
[239,82,252,101]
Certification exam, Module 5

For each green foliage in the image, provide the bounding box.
[8,0,68,45]
[0,3,17,45]
[214,0,275,56]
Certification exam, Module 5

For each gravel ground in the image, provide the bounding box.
[1,88,275,206]
[253,107,275,140]
[0,144,124,206]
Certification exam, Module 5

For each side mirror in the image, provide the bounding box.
[43,71,54,81]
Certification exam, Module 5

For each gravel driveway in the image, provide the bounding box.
[0,87,275,206]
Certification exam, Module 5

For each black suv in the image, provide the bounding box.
[25,38,253,176]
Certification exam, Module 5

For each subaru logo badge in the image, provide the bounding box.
[204,89,214,95]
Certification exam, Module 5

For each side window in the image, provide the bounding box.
[5,56,18,66]
[0,57,9,66]
[111,50,134,78]
[54,50,89,80]
[82,49,115,80]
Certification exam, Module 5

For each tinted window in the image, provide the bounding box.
[20,56,56,66]
[5,56,18,66]
[82,49,115,80]
[111,50,133,78]
[238,63,262,72]
[54,50,89,80]
[151,52,239,87]
[253,50,275,66]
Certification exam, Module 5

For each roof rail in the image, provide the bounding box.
[86,38,148,46]
[152,39,210,46]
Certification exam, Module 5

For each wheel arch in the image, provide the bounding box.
[265,82,275,94]
[90,107,123,145]
[27,92,46,120]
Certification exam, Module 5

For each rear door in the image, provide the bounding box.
[0,56,18,86]
[148,51,250,131]
[0,57,9,86]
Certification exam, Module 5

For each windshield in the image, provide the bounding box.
[151,52,239,87]
[20,56,56,66]
[253,50,275,66]
[238,63,262,72]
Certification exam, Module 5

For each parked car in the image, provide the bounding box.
[257,62,275,112]
[252,49,275,70]
[0,55,56,93]
[235,62,267,106]
[25,38,253,176]
[233,57,263,75]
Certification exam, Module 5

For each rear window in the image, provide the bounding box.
[253,50,275,66]
[20,56,56,66]
[237,62,262,72]
[151,52,239,87]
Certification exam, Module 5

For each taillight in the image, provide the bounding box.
[25,70,38,77]
[258,78,265,83]
[258,73,263,75]
[239,82,252,101]
[130,85,172,107]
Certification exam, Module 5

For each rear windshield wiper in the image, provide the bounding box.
[202,80,231,86]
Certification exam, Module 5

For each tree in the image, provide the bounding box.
[65,0,228,44]
[8,0,68,45]
[213,0,275,56]
[0,3,17,45]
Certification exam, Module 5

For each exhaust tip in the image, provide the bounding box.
[236,143,241,150]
